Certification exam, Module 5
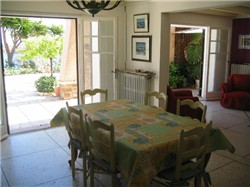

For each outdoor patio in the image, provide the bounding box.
[5,73,77,134]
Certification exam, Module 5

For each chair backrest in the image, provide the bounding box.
[175,121,212,181]
[144,91,167,110]
[66,101,87,148]
[80,88,108,104]
[86,117,116,171]
[176,99,207,123]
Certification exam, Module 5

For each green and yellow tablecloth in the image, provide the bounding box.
[50,99,235,187]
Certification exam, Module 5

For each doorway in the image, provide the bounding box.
[169,24,231,100]
[1,16,78,134]
[170,24,206,97]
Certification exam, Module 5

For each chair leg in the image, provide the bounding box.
[111,173,116,187]
[202,172,211,187]
[206,172,212,185]
[83,155,87,187]
[111,173,120,187]
[90,162,94,187]
[194,175,202,187]
[70,144,76,178]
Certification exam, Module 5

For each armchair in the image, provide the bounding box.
[166,85,202,120]
[220,74,250,110]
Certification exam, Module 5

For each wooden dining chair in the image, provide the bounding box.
[80,88,108,104]
[176,99,207,123]
[154,121,212,187]
[144,91,167,110]
[65,101,88,187]
[86,117,120,187]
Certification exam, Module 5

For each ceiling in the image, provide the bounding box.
[187,3,250,18]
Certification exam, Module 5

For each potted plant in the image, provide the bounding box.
[184,33,203,88]
[53,80,60,97]
[169,63,184,89]
[178,61,189,87]
[187,63,201,88]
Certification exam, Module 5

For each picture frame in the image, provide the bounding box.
[133,13,149,33]
[132,36,152,62]
[238,35,250,49]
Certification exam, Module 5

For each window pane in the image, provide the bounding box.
[99,37,113,53]
[92,21,98,36]
[92,37,99,52]
[99,20,114,36]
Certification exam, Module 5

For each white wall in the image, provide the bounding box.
[125,1,234,96]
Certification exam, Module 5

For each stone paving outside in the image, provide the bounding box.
[5,73,77,134]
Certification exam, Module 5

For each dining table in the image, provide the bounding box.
[50,99,235,187]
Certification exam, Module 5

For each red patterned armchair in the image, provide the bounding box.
[166,85,202,120]
[221,74,250,110]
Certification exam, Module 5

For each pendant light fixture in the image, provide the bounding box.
[66,0,122,17]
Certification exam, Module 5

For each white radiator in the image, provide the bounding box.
[117,69,153,103]
[231,64,250,74]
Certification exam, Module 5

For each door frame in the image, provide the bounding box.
[0,37,9,140]
[170,24,207,97]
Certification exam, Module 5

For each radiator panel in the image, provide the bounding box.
[231,64,250,74]
[117,71,152,103]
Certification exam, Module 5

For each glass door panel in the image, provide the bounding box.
[205,28,230,100]
[83,19,116,103]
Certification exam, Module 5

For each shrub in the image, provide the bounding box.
[169,63,184,89]
[4,67,41,75]
[35,76,56,93]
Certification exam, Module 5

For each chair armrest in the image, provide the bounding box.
[221,83,232,93]
[173,96,199,101]
[173,90,193,97]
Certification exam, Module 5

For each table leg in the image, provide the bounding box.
[195,153,212,187]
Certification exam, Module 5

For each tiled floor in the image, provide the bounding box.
[1,100,250,187]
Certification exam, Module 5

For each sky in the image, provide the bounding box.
[29,17,66,29]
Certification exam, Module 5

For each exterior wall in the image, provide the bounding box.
[60,82,77,100]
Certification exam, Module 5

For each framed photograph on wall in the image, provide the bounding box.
[238,35,250,49]
[132,36,152,62]
[133,13,149,33]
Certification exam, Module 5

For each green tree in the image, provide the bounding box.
[19,35,63,76]
[184,33,203,80]
[0,17,48,67]
[184,33,203,65]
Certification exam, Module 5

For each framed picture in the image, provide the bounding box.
[132,36,152,62]
[238,35,250,49]
[133,13,149,33]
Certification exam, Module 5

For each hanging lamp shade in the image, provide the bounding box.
[66,0,122,17]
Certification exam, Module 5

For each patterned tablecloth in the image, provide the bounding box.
[50,99,235,187]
